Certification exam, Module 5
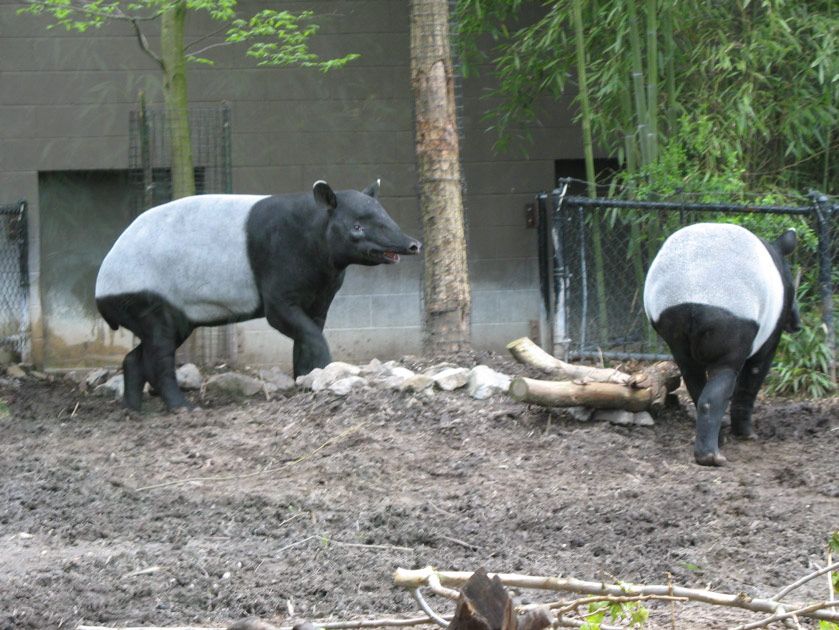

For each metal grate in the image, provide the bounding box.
[128,103,234,366]
[0,200,29,361]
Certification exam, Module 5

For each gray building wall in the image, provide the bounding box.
[0,1,581,371]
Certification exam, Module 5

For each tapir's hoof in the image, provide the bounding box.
[731,430,758,441]
[695,451,728,467]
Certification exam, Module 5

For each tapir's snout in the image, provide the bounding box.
[407,239,422,254]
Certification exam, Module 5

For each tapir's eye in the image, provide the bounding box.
[352,224,364,233]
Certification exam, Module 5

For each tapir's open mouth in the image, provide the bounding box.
[383,252,400,264]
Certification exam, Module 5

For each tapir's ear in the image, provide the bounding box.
[313,180,338,211]
[362,179,381,199]
[774,228,797,256]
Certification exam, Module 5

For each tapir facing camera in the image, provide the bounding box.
[643,223,800,466]
[95,180,421,412]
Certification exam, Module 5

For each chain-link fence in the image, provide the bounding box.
[128,103,233,365]
[0,200,29,360]
[537,179,837,374]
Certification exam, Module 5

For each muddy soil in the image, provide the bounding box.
[1,351,838,630]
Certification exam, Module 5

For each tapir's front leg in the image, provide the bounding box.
[265,303,332,377]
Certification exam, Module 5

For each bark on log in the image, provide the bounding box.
[508,362,681,413]
[506,337,630,384]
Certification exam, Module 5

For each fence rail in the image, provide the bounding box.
[537,180,836,377]
[0,200,29,361]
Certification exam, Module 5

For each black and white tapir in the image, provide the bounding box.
[643,223,800,466]
[95,180,421,411]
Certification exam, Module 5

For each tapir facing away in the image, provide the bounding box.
[643,223,800,466]
[96,180,421,411]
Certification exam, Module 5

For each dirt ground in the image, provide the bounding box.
[1,350,838,630]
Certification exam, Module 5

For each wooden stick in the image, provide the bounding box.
[506,337,631,384]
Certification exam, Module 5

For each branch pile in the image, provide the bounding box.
[506,337,681,415]
[394,564,839,630]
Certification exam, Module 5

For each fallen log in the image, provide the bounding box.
[506,337,630,385]
[508,361,681,413]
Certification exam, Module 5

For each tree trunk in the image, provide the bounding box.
[410,0,471,355]
[160,1,195,199]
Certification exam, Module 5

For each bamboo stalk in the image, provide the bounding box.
[645,0,658,162]
[626,0,650,166]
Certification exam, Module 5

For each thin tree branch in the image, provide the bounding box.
[771,560,839,601]
[729,601,837,630]
[129,15,163,68]
[184,21,234,56]
[408,588,448,628]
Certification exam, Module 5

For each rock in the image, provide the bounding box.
[204,372,264,397]
[258,367,295,392]
[593,408,635,426]
[467,365,511,400]
[64,370,88,385]
[329,376,367,396]
[311,362,361,392]
[423,362,460,377]
[359,358,384,377]
[6,364,27,379]
[296,368,322,390]
[176,363,203,390]
[566,406,594,422]
[85,367,110,388]
[431,367,470,391]
[95,374,124,399]
[370,365,415,390]
[633,411,655,426]
[400,373,435,392]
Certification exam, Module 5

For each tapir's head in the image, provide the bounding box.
[770,228,802,334]
[314,180,422,267]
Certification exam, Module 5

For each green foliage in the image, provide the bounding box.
[456,0,839,194]
[764,311,835,399]
[18,1,358,71]
[581,597,649,629]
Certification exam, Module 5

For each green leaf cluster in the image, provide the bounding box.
[764,309,836,398]
[18,1,358,71]
[581,597,649,629]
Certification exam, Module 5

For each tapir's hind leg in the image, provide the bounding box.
[694,367,738,466]
[123,345,146,411]
[729,350,775,440]
[141,325,193,411]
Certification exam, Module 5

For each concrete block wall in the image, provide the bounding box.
[0,1,583,371]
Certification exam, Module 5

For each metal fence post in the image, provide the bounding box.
[551,183,571,359]
[811,191,836,382]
